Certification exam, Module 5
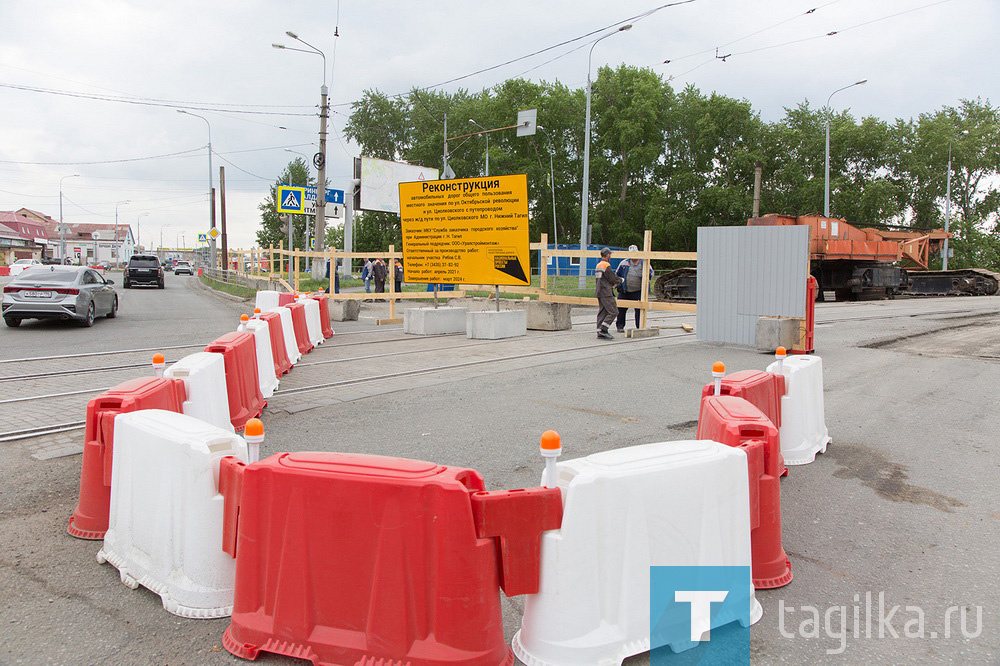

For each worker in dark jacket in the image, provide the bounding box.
[372,258,387,294]
[595,247,622,339]
[614,244,653,332]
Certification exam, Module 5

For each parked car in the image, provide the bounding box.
[174,260,194,276]
[2,266,118,327]
[124,254,164,289]
[41,257,62,265]
[7,258,42,277]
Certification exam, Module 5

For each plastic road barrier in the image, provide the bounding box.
[204,332,266,432]
[242,319,279,399]
[163,352,234,433]
[298,296,325,347]
[766,355,831,465]
[697,395,792,589]
[702,369,787,476]
[67,377,187,540]
[97,410,248,618]
[278,292,297,307]
[310,293,334,339]
[257,311,292,377]
[285,301,314,355]
[266,306,301,367]
[513,441,762,664]
[254,291,280,312]
[220,452,559,666]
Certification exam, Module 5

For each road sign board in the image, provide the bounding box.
[399,174,530,286]
[198,234,208,243]
[277,184,344,217]
[208,227,220,240]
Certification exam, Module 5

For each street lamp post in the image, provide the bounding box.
[177,109,215,266]
[824,79,867,218]
[537,126,559,277]
[274,32,328,280]
[114,200,130,267]
[943,129,970,271]
[58,174,80,262]
[136,212,149,251]
[579,24,632,288]
[469,119,489,177]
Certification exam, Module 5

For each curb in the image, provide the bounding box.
[193,274,254,304]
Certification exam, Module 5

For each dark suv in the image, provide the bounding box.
[124,255,164,289]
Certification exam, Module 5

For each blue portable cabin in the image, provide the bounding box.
[535,244,629,277]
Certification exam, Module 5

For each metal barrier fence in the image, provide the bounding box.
[200,268,255,298]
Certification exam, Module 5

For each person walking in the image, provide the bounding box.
[372,257,387,297]
[361,258,372,293]
[394,259,404,294]
[595,247,622,339]
[614,244,653,332]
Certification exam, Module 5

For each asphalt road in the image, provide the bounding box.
[1,279,997,664]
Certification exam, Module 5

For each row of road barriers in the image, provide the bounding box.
[63,293,831,663]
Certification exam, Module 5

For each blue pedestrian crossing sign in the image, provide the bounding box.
[277,186,306,214]
[197,233,208,243]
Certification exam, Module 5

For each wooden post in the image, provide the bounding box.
[639,229,652,329]
[268,244,273,277]
[293,251,300,292]
[388,245,396,320]
[540,233,548,294]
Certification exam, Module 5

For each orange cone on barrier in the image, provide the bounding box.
[151,353,166,378]
[244,418,264,463]
[697,394,792,589]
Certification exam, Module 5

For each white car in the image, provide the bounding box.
[7,258,42,277]
[174,260,193,276]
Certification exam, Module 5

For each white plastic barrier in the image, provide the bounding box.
[97,409,249,619]
[255,290,281,312]
[163,352,234,433]
[513,440,762,665]
[298,295,325,347]
[267,306,302,366]
[766,355,831,465]
[243,319,279,398]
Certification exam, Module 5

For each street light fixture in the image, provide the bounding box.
[469,119,489,177]
[114,200,130,267]
[579,24,632,288]
[824,79,867,218]
[58,174,80,262]
[274,31,329,279]
[177,109,215,265]
[943,129,970,271]
[537,126,559,277]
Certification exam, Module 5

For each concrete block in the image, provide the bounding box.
[626,328,660,339]
[447,298,571,331]
[756,316,801,351]
[467,310,527,339]
[404,306,468,335]
[329,299,360,322]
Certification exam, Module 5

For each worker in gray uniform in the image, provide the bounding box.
[595,247,622,339]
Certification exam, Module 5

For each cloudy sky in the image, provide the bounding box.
[0,0,993,251]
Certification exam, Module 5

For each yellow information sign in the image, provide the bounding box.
[399,174,530,285]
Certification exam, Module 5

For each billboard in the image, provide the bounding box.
[360,157,439,214]
[399,174,530,286]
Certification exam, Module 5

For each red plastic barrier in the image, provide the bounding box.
[0,267,9,276]
[697,395,792,589]
[67,377,186,540]
[702,369,787,477]
[285,301,314,355]
[310,294,334,339]
[205,331,266,431]
[471,487,563,596]
[221,452,557,666]
[257,311,292,376]
[277,292,296,307]
[791,276,817,354]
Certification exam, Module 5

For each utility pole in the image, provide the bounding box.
[752,162,762,218]
[220,166,229,271]
[312,84,329,278]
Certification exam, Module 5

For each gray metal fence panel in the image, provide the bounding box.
[696,226,809,345]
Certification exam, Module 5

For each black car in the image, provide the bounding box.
[124,255,164,289]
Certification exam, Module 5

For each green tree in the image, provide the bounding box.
[256,158,314,250]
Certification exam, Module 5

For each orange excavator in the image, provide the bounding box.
[654,214,1000,301]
